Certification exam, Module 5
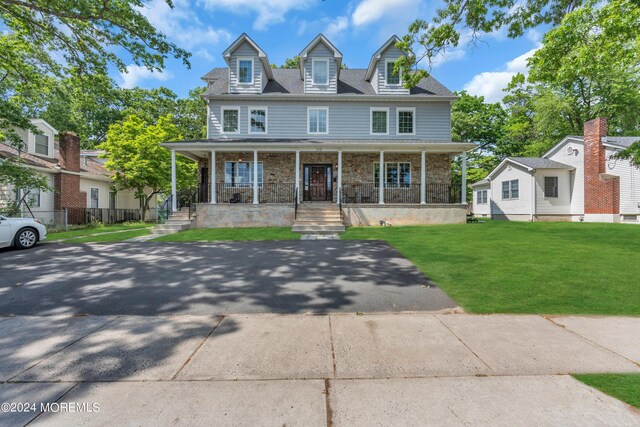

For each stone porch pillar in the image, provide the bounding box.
[295,150,300,203]
[337,151,342,204]
[171,149,177,211]
[420,150,426,204]
[379,150,384,204]
[253,150,259,204]
[210,150,216,204]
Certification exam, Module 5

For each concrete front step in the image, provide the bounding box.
[151,222,192,235]
[294,220,344,226]
[292,224,345,234]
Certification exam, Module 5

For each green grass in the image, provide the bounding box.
[64,228,152,243]
[151,227,300,242]
[48,223,152,241]
[574,374,640,408]
[341,221,640,315]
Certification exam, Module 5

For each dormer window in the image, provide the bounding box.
[312,59,329,85]
[386,60,401,86]
[34,134,49,156]
[237,58,254,84]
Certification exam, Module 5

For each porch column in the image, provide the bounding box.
[253,150,259,204]
[378,150,384,204]
[295,150,300,203]
[210,150,216,204]
[337,151,342,204]
[171,149,177,212]
[461,151,467,204]
[420,150,426,204]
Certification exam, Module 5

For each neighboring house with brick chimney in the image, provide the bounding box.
[161,33,475,230]
[472,118,640,224]
[0,119,153,223]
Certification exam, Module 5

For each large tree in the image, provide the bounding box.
[99,115,197,219]
[0,159,51,216]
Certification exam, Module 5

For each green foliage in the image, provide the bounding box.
[99,115,197,218]
[574,374,640,409]
[0,158,52,215]
[614,142,640,166]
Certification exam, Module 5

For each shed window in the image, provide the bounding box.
[502,180,519,200]
[476,190,488,204]
[544,176,558,198]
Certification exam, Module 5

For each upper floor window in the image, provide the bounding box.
[249,107,267,134]
[222,107,240,134]
[502,179,519,200]
[385,60,401,85]
[397,108,415,135]
[34,134,49,156]
[476,190,488,204]
[312,59,329,85]
[544,176,558,198]
[308,107,328,134]
[370,108,389,135]
[237,58,253,84]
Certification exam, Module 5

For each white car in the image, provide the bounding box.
[0,215,47,249]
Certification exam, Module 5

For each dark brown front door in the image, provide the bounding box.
[303,164,332,201]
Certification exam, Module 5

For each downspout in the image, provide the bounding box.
[530,171,536,222]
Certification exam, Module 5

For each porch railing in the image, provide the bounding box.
[259,183,295,204]
[341,183,461,204]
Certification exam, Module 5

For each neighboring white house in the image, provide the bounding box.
[472,118,640,223]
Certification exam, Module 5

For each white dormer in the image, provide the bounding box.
[222,33,273,94]
[365,35,410,95]
[26,119,57,158]
[299,34,343,94]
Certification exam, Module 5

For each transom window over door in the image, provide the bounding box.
[374,162,411,187]
[312,59,329,85]
[225,161,263,187]
[397,108,415,135]
[308,107,328,134]
[237,58,253,84]
[544,176,558,198]
[34,134,49,156]
[249,107,267,134]
[222,108,240,134]
[386,60,401,85]
[371,108,389,134]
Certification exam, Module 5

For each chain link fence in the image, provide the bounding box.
[19,208,159,232]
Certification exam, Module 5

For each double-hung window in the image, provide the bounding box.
[308,107,328,134]
[312,59,329,85]
[222,107,240,134]
[370,108,389,135]
[90,187,99,208]
[237,58,253,84]
[397,108,415,135]
[225,161,263,187]
[544,176,558,198]
[28,188,41,207]
[249,107,267,134]
[34,134,49,156]
[374,162,411,188]
[476,190,488,204]
[386,60,401,85]
[501,179,519,200]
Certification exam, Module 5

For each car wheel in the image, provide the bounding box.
[14,228,38,249]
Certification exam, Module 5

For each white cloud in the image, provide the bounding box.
[324,16,349,38]
[463,47,538,103]
[199,0,315,30]
[119,65,173,89]
[351,0,421,27]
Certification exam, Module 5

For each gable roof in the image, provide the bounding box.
[298,33,343,79]
[201,67,455,98]
[365,35,401,81]
[487,156,574,180]
[470,178,490,188]
[603,136,640,148]
[221,33,273,80]
[30,119,58,135]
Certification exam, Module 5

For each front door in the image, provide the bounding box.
[303,164,332,201]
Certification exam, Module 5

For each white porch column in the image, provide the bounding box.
[337,151,342,204]
[253,150,259,204]
[461,151,467,204]
[210,150,216,204]
[170,149,177,211]
[420,150,426,205]
[295,150,300,203]
[378,150,384,204]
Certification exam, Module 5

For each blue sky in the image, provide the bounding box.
[117,0,547,103]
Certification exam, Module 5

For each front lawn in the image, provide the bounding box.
[64,228,152,243]
[574,374,640,409]
[152,227,300,242]
[341,221,640,315]
[48,223,153,241]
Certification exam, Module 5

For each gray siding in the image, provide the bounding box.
[376,45,410,95]
[304,43,338,94]
[228,41,264,94]
[208,100,452,141]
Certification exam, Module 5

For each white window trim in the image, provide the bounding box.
[373,161,412,187]
[307,107,329,135]
[311,58,330,86]
[385,59,402,86]
[236,57,254,85]
[221,106,241,135]
[396,107,416,135]
[476,189,488,204]
[370,107,390,135]
[89,187,100,208]
[248,106,268,135]
[501,179,519,200]
[543,176,559,199]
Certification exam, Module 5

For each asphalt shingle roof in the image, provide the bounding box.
[508,157,574,169]
[605,136,640,148]
[202,67,454,97]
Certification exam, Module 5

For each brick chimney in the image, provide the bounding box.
[53,132,87,211]
[583,118,620,218]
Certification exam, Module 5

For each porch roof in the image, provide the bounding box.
[161,139,476,161]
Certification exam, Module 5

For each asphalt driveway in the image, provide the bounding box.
[0,241,457,315]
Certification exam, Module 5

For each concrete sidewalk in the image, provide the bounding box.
[1,313,639,426]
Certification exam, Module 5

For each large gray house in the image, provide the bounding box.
[162,33,474,232]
